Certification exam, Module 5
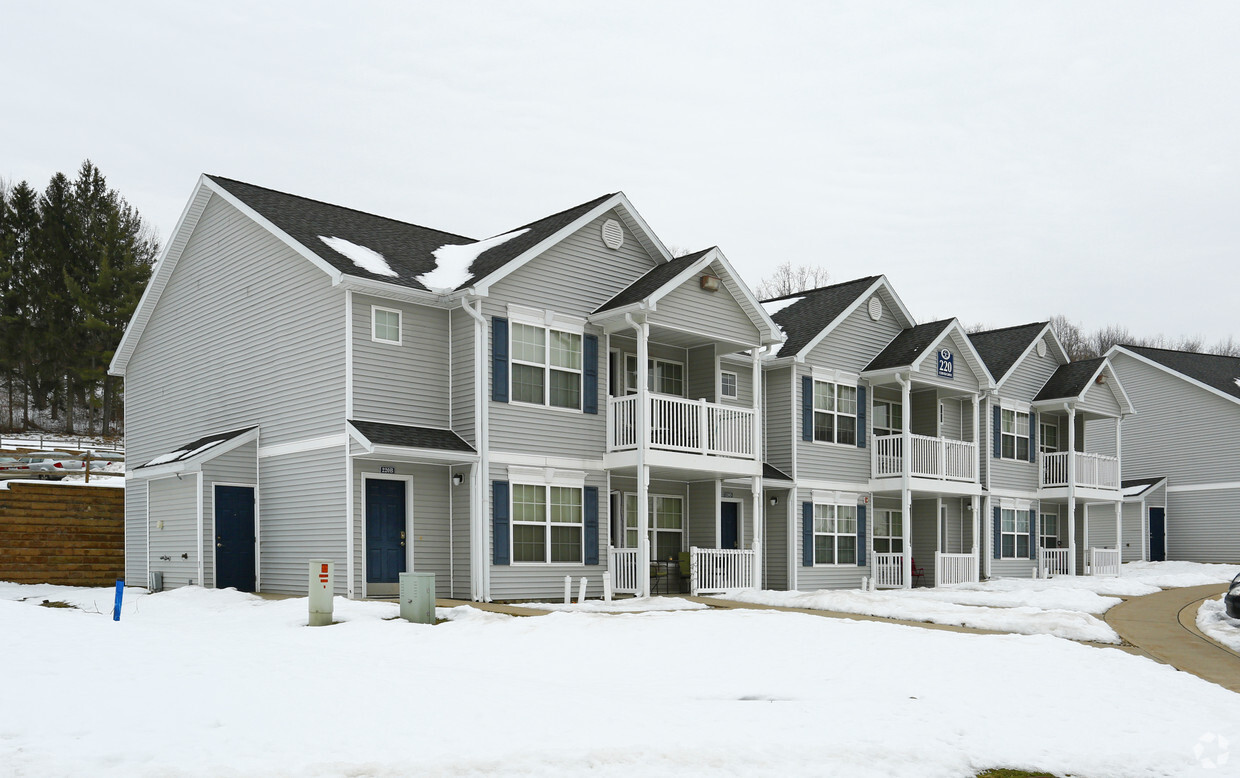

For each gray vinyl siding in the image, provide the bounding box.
[719,357,754,406]
[200,441,258,589]
[352,460,453,599]
[985,398,1040,492]
[148,475,199,589]
[687,346,715,401]
[259,447,347,595]
[938,498,973,555]
[804,295,904,372]
[794,488,870,591]
[450,307,476,446]
[908,330,985,392]
[1085,503,1122,549]
[765,367,793,474]
[795,363,871,483]
[125,481,148,586]
[990,558,1036,578]
[939,397,964,440]
[1085,417,1119,457]
[1168,487,1240,563]
[123,193,345,468]
[450,465,472,599]
[910,499,937,585]
[1078,380,1122,417]
[687,481,716,549]
[647,261,760,347]
[910,391,937,436]
[1121,502,1144,562]
[488,464,610,601]
[1000,348,1063,403]
[764,488,791,589]
[352,295,450,429]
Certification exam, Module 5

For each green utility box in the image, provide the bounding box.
[399,572,435,624]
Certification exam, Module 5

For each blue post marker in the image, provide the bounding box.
[113,579,124,621]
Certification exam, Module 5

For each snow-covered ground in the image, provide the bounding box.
[523,595,708,612]
[1197,595,1240,653]
[2,582,1236,777]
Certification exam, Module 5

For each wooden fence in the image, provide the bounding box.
[0,482,125,586]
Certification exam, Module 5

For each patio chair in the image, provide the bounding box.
[911,557,925,587]
[650,562,670,594]
[678,551,691,592]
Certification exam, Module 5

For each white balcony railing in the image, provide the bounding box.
[873,552,905,588]
[607,394,757,459]
[690,547,757,595]
[873,434,976,482]
[1089,547,1121,577]
[1038,547,1071,578]
[608,546,641,595]
[1040,451,1120,490]
[934,552,978,586]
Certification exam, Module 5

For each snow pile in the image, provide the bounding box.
[523,596,708,613]
[2,583,1236,777]
[318,235,398,277]
[1122,560,1240,588]
[1197,595,1240,652]
[719,587,1120,643]
[954,575,1161,598]
[423,228,528,292]
[760,295,804,315]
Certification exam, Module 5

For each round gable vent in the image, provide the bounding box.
[1036,338,1048,358]
[868,296,883,321]
[601,219,624,250]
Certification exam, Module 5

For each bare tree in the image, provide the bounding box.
[754,262,830,300]
[1049,315,1094,360]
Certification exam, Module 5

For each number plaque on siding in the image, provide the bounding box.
[380,466,396,474]
[937,349,954,379]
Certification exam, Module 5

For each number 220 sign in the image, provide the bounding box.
[937,349,954,379]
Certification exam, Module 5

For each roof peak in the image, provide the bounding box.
[760,275,880,304]
[970,321,1049,337]
[504,191,620,235]
[1121,343,1240,361]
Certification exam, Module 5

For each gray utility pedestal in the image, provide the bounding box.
[309,559,334,627]
[399,572,435,624]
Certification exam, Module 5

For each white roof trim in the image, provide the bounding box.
[129,427,259,480]
[1107,346,1240,409]
[1032,359,1134,415]
[905,320,996,388]
[792,276,917,361]
[992,323,1071,389]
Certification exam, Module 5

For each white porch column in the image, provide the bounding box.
[636,319,651,596]
[971,393,980,483]
[970,494,980,580]
[752,349,762,463]
[1115,500,1123,565]
[752,475,763,589]
[1067,405,1077,576]
[899,373,913,589]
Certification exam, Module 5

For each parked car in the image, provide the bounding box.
[0,455,25,478]
[16,452,81,480]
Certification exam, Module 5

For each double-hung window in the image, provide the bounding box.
[813,504,857,564]
[623,494,684,560]
[511,483,583,563]
[873,510,903,554]
[1040,513,1058,549]
[624,355,685,396]
[1039,421,1059,456]
[511,323,582,410]
[1000,508,1030,558]
[372,306,401,344]
[813,381,858,445]
[720,371,738,399]
[872,400,902,437]
[1001,408,1030,460]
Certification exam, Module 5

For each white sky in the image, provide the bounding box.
[4,2,1238,343]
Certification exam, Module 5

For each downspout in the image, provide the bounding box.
[461,298,490,601]
[1065,402,1077,576]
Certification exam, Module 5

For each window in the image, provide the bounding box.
[1001,408,1030,460]
[813,504,857,564]
[1000,508,1030,559]
[623,494,684,560]
[512,483,583,563]
[813,381,857,445]
[873,400,902,437]
[511,323,582,410]
[1040,513,1058,549]
[624,355,685,396]
[720,371,738,399]
[1039,421,1059,456]
[372,306,401,344]
[873,510,903,554]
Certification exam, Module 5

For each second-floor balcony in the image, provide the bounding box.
[1040,451,1119,490]
[607,394,757,459]
[873,433,977,482]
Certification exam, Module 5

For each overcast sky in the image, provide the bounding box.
[5,2,1238,344]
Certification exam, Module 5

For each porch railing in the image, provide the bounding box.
[873,552,904,588]
[1038,547,1070,578]
[934,552,978,586]
[689,546,757,595]
[608,546,641,595]
[1089,547,1121,577]
[1040,451,1120,490]
[873,434,976,482]
[607,395,756,459]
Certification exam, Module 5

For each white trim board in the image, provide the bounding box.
[258,434,348,459]
[1166,482,1240,493]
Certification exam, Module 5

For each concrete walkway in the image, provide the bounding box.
[1105,584,1240,693]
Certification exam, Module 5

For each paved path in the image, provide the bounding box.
[1105,584,1240,693]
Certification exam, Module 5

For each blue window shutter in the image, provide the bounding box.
[1028,509,1038,560]
[492,480,510,565]
[856,385,867,449]
[856,505,867,566]
[801,376,813,441]
[584,486,599,565]
[1028,411,1037,463]
[583,334,599,414]
[802,502,814,567]
[491,317,509,403]
[992,405,1001,458]
[992,506,1002,560]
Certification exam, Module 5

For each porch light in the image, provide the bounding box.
[452,473,464,486]
[769,495,778,506]
[700,274,720,292]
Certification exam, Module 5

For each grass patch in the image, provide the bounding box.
[38,600,74,609]
[977,770,1059,778]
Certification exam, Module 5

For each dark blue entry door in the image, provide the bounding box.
[720,502,739,550]
[1149,507,1166,562]
[215,486,256,592]
[366,479,407,583]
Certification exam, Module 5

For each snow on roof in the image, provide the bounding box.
[422,228,529,293]
[761,296,803,316]
[317,236,397,278]
[140,438,227,468]
[1234,377,1240,390]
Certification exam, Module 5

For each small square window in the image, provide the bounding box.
[720,371,738,399]
[372,307,401,344]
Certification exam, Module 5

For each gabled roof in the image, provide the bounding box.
[593,249,712,312]
[133,427,258,473]
[1033,357,1107,402]
[762,462,794,482]
[348,420,475,453]
[969,322,1068,386]
[1111,345,1240,405]
[762,276,915,359]
[1122,476,1166,498]
[864,319,955,371]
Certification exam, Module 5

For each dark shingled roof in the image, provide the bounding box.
[763,276,881,358]
[969,322,1049,383]
[763,462,794,482]
[1033,357,1107,401]
[594,249,712,313]
[136,427,256,469]
[1121,345,1240,401]
[349,420,475,453]
[864,320,955,372]
[1122,476,1166,496]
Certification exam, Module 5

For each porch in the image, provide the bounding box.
[867,495,981,589]
[873,434,977,482]
[607,394,757,460]
[1040,451,1120,490]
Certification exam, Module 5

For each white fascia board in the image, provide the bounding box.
[911,321,996,389]
[794,277,912,361]
[1103,362,1136,415]
[1107,346,1240,410]
[337,275,452,307]
[655,248,783,346]
[588,301,653,326]
[993,324,1066,389]
[127,461,196,481]
[132,427,260,476]
[612,193,675,265]
[363,445,479,464]
[345,423,375,453]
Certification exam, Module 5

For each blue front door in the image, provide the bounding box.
[1149,507,1166,562]
[215,486,256,592]
[366,479,407,583]
[720,502,739,550]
